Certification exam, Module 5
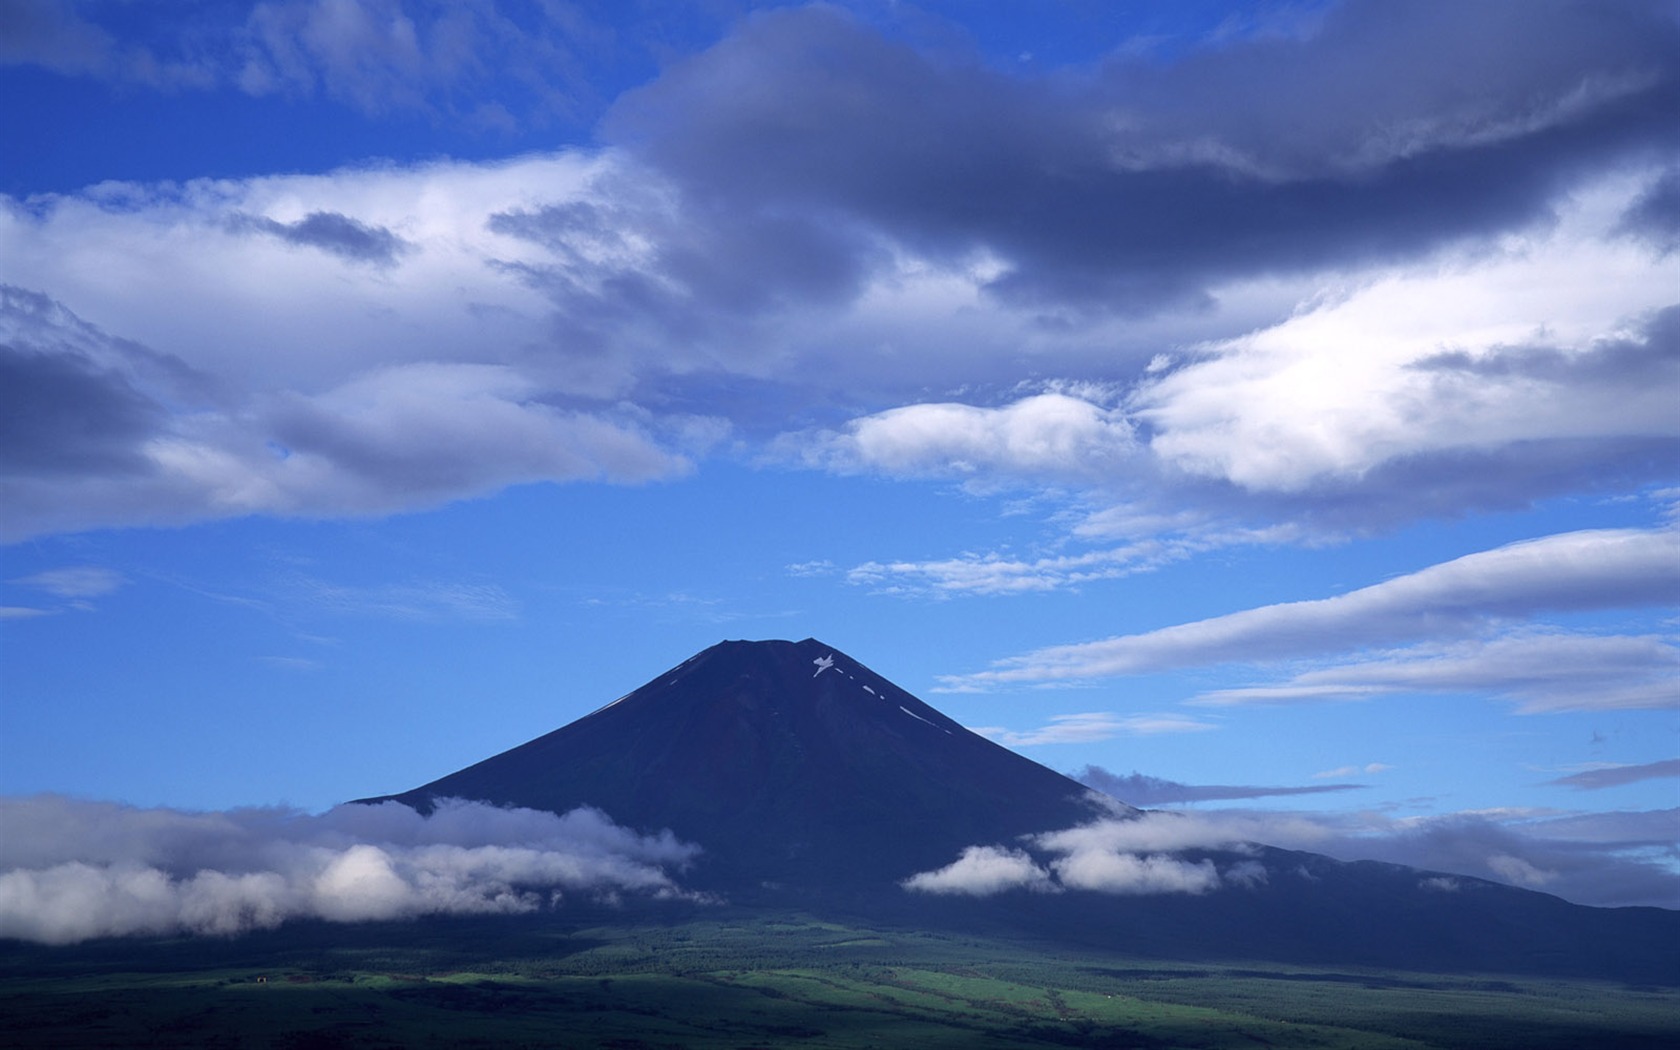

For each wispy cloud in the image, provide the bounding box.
[10,566,125,598]
[287,575,520,622]
[0,0,627,124]
[1313,763,1393,780]
[944,527,1680,690]
[1192,631,1680,713]
[0,796,701,945]
[1547,758,1680,790]
[970,712,1217,746]
[257,655,324,673]
[836,511,1314,598]
[847,540,1190,597]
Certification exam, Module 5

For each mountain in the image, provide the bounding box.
[358,638,1117,895]
[357,638,1680,982]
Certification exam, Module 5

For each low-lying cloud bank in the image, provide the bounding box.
[911,777,1680,909]
[0,796,700,945]
[904,813,1268,898]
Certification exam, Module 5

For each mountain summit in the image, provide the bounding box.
[358,638,1115,895]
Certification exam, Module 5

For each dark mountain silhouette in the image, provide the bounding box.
[357,638,1680,983]
[359,638,1116,894]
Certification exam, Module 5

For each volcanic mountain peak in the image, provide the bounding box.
[579,637,978,742]
[358,637,1118,894]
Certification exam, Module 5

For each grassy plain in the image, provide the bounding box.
[2,908,1674,1049]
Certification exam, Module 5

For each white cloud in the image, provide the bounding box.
[0,796,700,945]
[900,846,1055,896]
[780,167,1680,547]
[1135,174,1680,494]
[0,150,755,541]
[904,804,1680,908]
[970,712,1217,746]
[946,526,1680,688]
[903,812,1293,899]
[1033,812,1330,856]
[0,155,585,389]
[808,392,1137,483]
[1485,853,1558,889]
[5,140,1675,547]
[1050,851,1221,896]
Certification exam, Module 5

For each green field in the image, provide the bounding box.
[2,909,1674,1049]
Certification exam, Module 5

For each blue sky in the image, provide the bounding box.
[1,0,1677,928]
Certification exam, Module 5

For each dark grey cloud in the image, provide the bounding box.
[229,210,410,265]
[1617,167,1680,252]
[0,0,112,75]
[0,344,162,476]
[606,1,1680,315]
[1547,758,1680,790]
[1074,766,1364,806]
[0,284,208,481]
[1412,303,1680,385]
[486,178,880,399]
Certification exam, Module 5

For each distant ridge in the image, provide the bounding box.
[357,638,1680,982]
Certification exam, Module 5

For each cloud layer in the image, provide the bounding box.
[0,796,699,945]
[5,2,1680,544]
[903,802,1680,908]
